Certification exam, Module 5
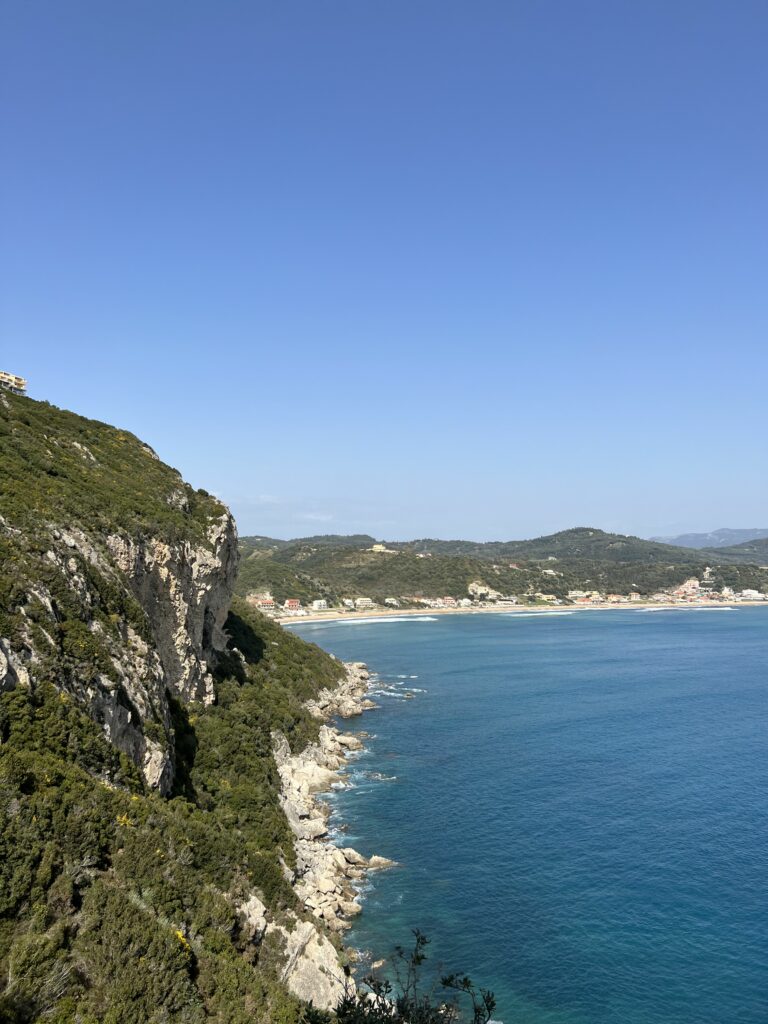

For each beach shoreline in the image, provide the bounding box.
[277,599,767,626]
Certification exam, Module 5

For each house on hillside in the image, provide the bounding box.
[672,578,701,599]
[283,598,302,612]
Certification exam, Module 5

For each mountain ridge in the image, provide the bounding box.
[651,528,768,549]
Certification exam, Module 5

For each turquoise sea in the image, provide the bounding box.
[292,608,768,1024]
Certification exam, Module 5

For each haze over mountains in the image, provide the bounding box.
[651,528,768,549]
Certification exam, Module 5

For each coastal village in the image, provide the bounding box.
[248,569,768,620]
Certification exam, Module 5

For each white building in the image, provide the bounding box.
[311,599,328,611]
[0,371,27,395]
[355,597,376,610]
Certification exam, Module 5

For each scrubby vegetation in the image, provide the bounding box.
[0,598,345,1022]
[0,392,221,543]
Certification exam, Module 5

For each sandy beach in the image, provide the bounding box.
[276,600,766,626]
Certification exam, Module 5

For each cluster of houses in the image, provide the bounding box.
[246,574,768,618]
[567,577,767,606]
[246,594,380,616]
[650,577,767,604]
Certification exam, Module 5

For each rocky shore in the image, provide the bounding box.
[273,661,394,936]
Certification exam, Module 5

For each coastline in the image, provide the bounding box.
[272,603,768,1015]
[271,660,394,998]
[276,599,767,626]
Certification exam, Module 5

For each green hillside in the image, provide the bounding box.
[701,537,768,564]
[392,527,707,564]
[0,392,221,542]
[235,529,768,605]
[0,394,349,1022]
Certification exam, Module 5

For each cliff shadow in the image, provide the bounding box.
[216,609,265,678]
[168,694,198,800]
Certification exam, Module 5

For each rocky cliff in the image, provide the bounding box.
[0,391,238,793]
[0,392,374,1021]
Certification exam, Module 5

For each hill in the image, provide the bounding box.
[234,528,768,606]
[652,528,768,549]
[0,392,352,1022]
[391,527,707,564]
[701,537,768,564]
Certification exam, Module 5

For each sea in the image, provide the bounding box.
[291,608,768,1024]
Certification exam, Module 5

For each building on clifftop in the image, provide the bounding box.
[0,371,27,395]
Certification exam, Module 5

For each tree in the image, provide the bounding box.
[306,931,496,1024]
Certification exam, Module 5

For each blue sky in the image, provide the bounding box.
[2,1,766,540]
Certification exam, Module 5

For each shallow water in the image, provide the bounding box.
[292,608,768,1024]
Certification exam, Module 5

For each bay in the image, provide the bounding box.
[292,608,768,1024]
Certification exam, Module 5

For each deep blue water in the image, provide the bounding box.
[291,609,768,1024]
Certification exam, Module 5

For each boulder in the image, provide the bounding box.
[368,855,396,871]
[238,893,267,943]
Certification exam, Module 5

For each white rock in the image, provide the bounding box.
[267,917,350,1010]
[238,893,267,943]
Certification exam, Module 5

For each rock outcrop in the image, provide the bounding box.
[266,916,349,1010]
[273,661,395,948]
[0,510,238,794]
[264,660,396,1008]
[106,509,239,704]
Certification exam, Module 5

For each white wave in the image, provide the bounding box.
[502,611,575,618]
[637,606,736,613]
[343,615,438,625]
[287,614,439,628]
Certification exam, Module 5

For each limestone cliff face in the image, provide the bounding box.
[0,511,238,793]
[106,510,239,705]
[0,392,239,793]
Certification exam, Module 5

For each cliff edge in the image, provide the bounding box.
[0,391,238,792]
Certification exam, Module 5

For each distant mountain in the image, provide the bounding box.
[651,528,768,549]
[701,537,768,564]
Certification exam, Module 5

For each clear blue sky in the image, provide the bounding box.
[2,1,766,540]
